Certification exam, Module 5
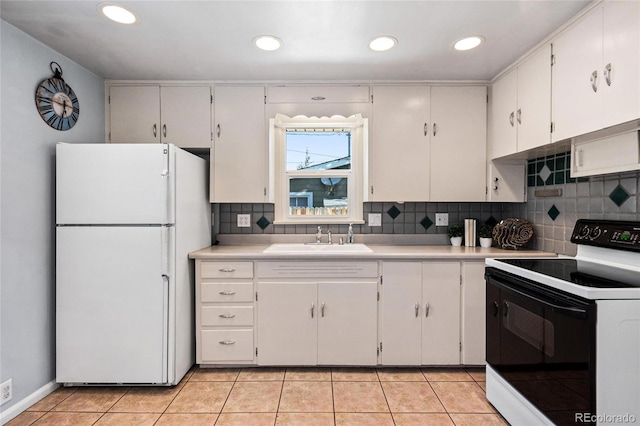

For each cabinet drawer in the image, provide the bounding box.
[201,261,254,279]
[201,283,254,302]
[201,329,254,362]
[201,306,254,326]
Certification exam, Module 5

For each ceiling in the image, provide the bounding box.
[1,0,591,82]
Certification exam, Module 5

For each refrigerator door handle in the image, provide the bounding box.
[161,226,171,276]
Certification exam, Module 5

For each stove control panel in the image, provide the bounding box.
[571,219,640,252]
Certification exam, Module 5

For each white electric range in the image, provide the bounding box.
[485,219,640,426]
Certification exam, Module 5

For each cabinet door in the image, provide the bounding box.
[461,262,486,365]
[161,86,212,149]
[601,1,640,128]
[212,86,266,202]
[371,85,430,201]
[430,86,487,201]
[379,262,422,365]
[422,262,460,365]
[487,162,526,202]
[490,69,517,159]
[109,85,160,143]
[256,282,317,365]
[317,281,378,365]
[552,6,603,142]
[517,45,552,152]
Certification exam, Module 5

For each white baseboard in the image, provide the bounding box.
[0,380,59,425]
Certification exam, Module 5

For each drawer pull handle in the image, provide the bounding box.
[219,340,236,345]
[219,314,236,319]
[219,268,236,273]
[415,302,420,318]
[321,302,325,317]
[425,302,430,317]
[219,291,236,296]
[311,303,315,318]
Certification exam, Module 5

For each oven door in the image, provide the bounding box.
[486,267,597,426]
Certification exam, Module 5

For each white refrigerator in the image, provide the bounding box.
[56,143,211,385]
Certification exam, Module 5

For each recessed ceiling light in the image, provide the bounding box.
[453,36,485,51]
[254,35,282,51]
[99,3,137,24]
[369,36,397,52]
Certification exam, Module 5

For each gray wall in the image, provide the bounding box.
[0,21,104,415]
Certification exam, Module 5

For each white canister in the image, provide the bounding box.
[464,219,477,247]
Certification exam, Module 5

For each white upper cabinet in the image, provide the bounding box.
[430,86,487,201]
[552,1,640,142]
[490,69,518,159]
[370,85,430,202]
[211,86,266,203]
[490,44,552,159]
[267,85,370,103]
[108,85,212,149]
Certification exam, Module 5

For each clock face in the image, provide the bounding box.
[35,77,79,131]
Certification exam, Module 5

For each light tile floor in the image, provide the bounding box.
[7,367,508,426]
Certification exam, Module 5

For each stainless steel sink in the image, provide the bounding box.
[263,243,372,254]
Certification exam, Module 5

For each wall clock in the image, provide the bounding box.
[35,62,79,131]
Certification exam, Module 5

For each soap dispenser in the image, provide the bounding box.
[347,223,355,244]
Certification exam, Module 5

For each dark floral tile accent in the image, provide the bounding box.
[485,216,498,227]
[609,184,630,207]
[387,205,401,220]
[547,204,560,221]
[256,216,271,230]
[419,216,433,230]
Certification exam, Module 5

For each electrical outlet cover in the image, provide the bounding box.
[435,213,449,226]
[237,214,251,228]
[1,378,12,405]
[368,213,382,227]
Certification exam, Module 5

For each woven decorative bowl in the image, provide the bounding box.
[492,218,534,250]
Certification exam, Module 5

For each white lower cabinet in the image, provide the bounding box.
[196,261,255,364]
[461,261,487,365]
[421,262,461,365]
[196,258,487,367]
[380,261,460,365]
[256,261,379,366]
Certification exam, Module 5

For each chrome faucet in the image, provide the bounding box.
[316,226,322,243]
[327,230,332,245]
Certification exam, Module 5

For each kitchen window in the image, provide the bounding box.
[269,114,367,224]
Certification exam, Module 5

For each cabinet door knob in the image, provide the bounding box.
[162,124,167,138]
[516,109,522,125]
[415,302,420,318]
[424,302,430,317]
[433,123,437,137]
[509,112,515,127]
[590,70,598,92]
[321,302,325,317]
[153,124,157,138]
[424,123,428,136]
[311,303,315,318]
[216,124,221,138]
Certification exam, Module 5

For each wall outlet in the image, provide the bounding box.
[1,378,12,405]
[368,213,382,227]
[237,214,251,228]
[435,213,449,226]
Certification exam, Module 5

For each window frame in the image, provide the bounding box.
[269,114,367,224]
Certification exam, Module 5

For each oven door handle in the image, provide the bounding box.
[488,275,589,318]
[504,282,588,316]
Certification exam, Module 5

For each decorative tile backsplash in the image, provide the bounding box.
[216,202,508,237]
[506,151,640,255]
[215,151,639,256]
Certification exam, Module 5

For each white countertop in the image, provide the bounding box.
[189,244,556,260]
